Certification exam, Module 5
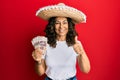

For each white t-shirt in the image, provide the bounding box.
[44,41,78,80]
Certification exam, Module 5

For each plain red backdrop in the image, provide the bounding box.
[0,0,120,80]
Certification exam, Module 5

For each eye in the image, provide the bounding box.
[55,22,59,24]
[55,21,60,24]
[63,21,68,24]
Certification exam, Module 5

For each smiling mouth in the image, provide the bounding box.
[59,29,65,33]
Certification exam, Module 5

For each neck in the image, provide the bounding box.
[57,35,66,41]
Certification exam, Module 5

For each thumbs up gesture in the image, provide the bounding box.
[73,36,84,55]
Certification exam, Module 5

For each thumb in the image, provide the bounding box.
[75,36,78,43]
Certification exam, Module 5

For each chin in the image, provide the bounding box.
[59,33,66,36]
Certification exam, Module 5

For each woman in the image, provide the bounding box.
[32,3,90,80]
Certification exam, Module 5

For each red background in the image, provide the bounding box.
[0,0,120,80]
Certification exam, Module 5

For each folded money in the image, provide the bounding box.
[31,36,47,49]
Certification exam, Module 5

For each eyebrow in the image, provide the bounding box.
[55,20,68,22]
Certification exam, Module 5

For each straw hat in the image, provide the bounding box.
[36,3,86,23]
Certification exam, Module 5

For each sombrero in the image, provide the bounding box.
[36,3,86,23]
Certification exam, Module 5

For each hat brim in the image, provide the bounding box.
[36,3,86,23]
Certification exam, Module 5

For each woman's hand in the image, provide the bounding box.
[73,36,84,55]
[32,48,46,76]
[32,48,43,62]
[73,36,91,73]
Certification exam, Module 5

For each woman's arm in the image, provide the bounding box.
[77,48,90,73]
[73,37,90,73]
[32,48,46,76]
[35,59,46,76]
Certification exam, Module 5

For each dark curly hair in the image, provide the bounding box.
[44,17,78,48]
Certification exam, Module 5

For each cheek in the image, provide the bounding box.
[65,26,69,31]
[55,26,59,31]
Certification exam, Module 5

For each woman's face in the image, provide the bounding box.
[55,17,68,37]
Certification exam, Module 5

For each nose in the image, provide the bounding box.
[59,23,63,29]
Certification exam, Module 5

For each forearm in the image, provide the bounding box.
[35,60,46,76]
[77,51,91,73]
